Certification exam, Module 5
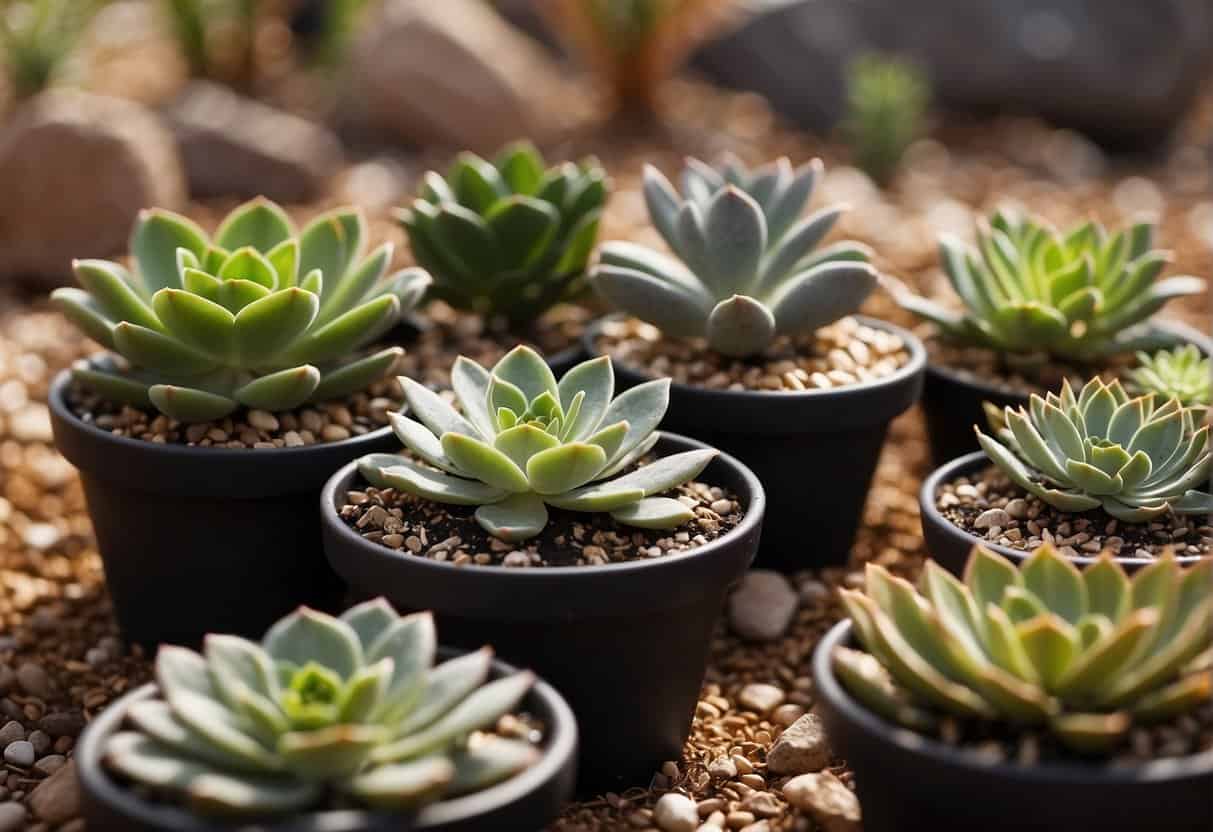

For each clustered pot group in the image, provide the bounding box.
[44,144,1211,831]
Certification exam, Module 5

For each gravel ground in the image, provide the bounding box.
[0,77,1209,831]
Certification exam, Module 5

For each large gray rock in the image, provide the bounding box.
[694,0,1213,147]
[164,81,343,202]
[348,0,565,152]
[0,90,184,287]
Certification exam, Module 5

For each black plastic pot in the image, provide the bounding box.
[583,315,925,570]
[922,321,1213,467]
[320,433,764,792]
[77,650,578,832]
[813,621,1213,832]
[48,369,399,648]
[920,450,1208,574]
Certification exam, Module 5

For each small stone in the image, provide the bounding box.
[0,802,27,832]
[15,663,53,699]
[3,740,33,766]
[737,683,785,714]
[321,424,352,442]
[27,730,50,755]
[32,755,64,777]
[767,713,832,775]
[728,571,798,641]
[771,703,806,726]
[783,771,861,832]
[708,756,737,780]
[1005,498,1029,519]
[38,712,83,738]
[0,722,22,747]
[28,759,80,824]
[973,508,1011,529]
[654,792,698,832]
[246,410,279,432]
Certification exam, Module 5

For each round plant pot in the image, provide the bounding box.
[812,621,1213,832]
[77,650,578,832]
[583,315,925,570]
[921,450,1208,573]
[320,433,764,792]
[921,320,1213,468]
[48,368,399,648]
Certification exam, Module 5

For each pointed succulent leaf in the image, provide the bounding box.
[442,433,532,493]
[263,608,363,680]
[131,209,209,295]
[51,288,117,349]
[526,443,608,495]
[152,288,235,359]
[233,287,319,362]
[705,295,776,357]
[311,348,402,403]
[233,366,320,412]
[214,199,294,252]
[277,724,388,781]
[342,755,455,809]
[493,346,559,402]
[397,647,494,735]
[340,598,399,651]
[148,386,240,422]
[74,260,162,331]
[378,459,509,506]
[767,262,878,336]
[366,611,436,714]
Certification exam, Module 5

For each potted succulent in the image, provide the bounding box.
[1128,344,1210,419]
[812,544,1213,832]
[48,198,431,646]
[921,377,1212,573]
[584,154,925,569]
[395,141,608,379]
[891,208,1209,465]
[77,599,578,831]
[320,346,765,789]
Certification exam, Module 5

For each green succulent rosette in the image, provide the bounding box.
[52,198,431,422]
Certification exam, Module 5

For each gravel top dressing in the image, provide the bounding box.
[597,315,912,392]
[937,465,1213,559]
[338,479,744,567]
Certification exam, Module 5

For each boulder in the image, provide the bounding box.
[348,0,566,152]
[693,0,1213,147]
[164,81,343,203]
[0,90,184,287]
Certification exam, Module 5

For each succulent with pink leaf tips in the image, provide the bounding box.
[590,154,877,358]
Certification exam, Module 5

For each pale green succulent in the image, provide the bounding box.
[976,377,1212,522]
[358,346,716,542]
[591,155,877,357]
[1129,345,1210,413]
[104,600,540,815]
[397,142,606,328]
[895,209,1205,361]
[837,544,1213,753]
[52,198,431,422]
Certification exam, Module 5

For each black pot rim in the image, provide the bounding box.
[320,430,765,581]
[49,364,395,464]
[814,620,1213,785]
[77,653,578,831]
[921,451,1208,568]
[581,314,927,406]
[922,317,1213,401]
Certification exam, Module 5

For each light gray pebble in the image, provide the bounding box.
[0,722,22,747]
[4,740,34,766]
[0,802,27,832]
[27,729,50,755]
[33,754,66,777]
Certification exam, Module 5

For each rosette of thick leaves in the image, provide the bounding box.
[976,377,1212,522]
[358,346,716,541]
[397,142,606,327]
[590,154,876,358]
[1129,345,1210,414]
[894,209,1205,361]
[836,544,1213,753]
[52,198,431,421]
[104,600,539,815]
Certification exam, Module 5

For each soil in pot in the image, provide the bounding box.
[589,315,925,571]
[49,370,402,649]
[336,477,743,567]
[812,621,1213,832]
[321,434,764,792]
[77,657,578,832]
[921,322,1213,466]
[390,302,593,386]
[936,463,1212,560]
